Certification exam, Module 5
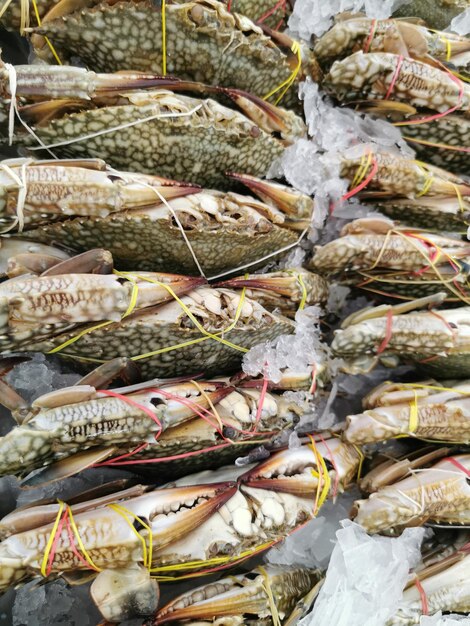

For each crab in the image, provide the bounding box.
[150,565,322,625]
[342,379,470,445]
[324,52,470,174]
[8,164,312,275]
[1,63,305,189]
[351,447,470,534]
[0,249,295,378]
[331,292,470,377]
[0,356,308,483]
[314,16,470,75]
[309,216,470,302]
[0,438,359,622]
[24,0,318,108]
[336,149,470,231]
[0,480,237,621]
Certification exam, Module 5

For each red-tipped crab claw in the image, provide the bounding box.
[222,88,306,144]
[240,439,362,497]
[227,172,313,224]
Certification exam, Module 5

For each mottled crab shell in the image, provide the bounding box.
[17,190,299,275]
[16,287,295,379]
[224,0,292,29]
[393,0,469,31]
[16,90,304,188]
[31,0,315,108]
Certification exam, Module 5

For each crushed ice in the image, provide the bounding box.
[303,521,425,626]
[450,8,470,35]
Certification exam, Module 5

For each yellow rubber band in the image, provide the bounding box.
[259,566,281,626]
[162,0,167,76]
[350,152,372,190]
[108,503,153,570]
[67,505,102,572]
[308,435,331,516]
[31,0,62,64]
[149,541,274,577]
[296,272,308,311]
[408,390,419,433]
[47,320,114,354]
[353,444,364,480]
[40,500,65,577]
[263,41,302,105]
[116,272,249,356]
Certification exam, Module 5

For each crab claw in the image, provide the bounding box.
[223,88,306,144]
[0,63,181,101]
[130,481,238,547]
[151,565,321,626]
[240,439,361,497]
[127,380,236,430]
[226,172,313,225]
[152,572,269,625]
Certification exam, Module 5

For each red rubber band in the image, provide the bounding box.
[46,509,67,576]
[340,157,379,203]
[376,309,394,354]
[395,62,464,127]
[363,19,378,53]
[97,389,162,439]
[414,578,429,616]
[256,0,286,25]
[446,456,470,477]
[385,55,404,100]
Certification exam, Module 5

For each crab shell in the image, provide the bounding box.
[29,0,318,108]
[11,286,295,379]
[393,0,469,31]
[352,454,470,534]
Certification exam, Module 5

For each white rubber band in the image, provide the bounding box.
[28,104,204,151]
[0,161,27,232]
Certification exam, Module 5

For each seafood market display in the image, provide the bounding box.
[0,0,469,625]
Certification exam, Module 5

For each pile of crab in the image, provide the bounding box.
[0,0,469,624]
